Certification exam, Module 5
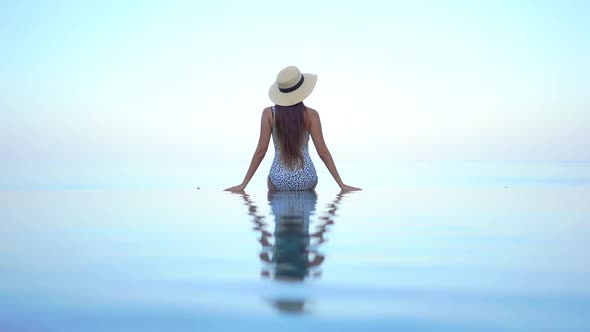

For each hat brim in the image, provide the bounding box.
[269,73,317,106]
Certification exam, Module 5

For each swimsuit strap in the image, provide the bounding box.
[271,105,276,129]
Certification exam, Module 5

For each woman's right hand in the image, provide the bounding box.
[340,184,362,192]
[224,184,246,192]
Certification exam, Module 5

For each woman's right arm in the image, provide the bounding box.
[308,108,361,191]
[224,108,273,192]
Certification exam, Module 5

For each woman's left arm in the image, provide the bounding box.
[224,108,273,192]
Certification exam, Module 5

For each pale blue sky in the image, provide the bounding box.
[1,0,589,163]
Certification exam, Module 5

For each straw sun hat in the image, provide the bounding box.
[269,66,317,106]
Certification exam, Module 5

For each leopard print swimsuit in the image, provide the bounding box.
[268,106,318,191]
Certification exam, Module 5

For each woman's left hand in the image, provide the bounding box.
[224,184,246,192]
[340,184,362,192]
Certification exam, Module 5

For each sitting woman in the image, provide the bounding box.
[225,66,360,192]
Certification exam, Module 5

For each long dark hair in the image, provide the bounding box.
[274,102,306,168]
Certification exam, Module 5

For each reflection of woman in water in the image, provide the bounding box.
[235,190,349,314]
[263,191,320,281]
[238,191,346,282]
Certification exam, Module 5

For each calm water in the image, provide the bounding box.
[1,161,589,331]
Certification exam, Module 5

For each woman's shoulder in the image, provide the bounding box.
[262,106,273,115]
[305,106,320,119]
[261,107,274,126]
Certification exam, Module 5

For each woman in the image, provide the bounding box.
[224,66,360,192]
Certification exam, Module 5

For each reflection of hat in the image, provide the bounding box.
[269,66,317,106]
[271,299,306,314]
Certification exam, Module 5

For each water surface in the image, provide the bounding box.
[1,161,589,331]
